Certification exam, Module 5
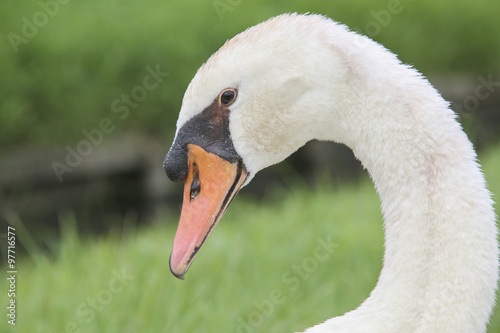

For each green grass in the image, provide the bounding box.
[3,142,500,333]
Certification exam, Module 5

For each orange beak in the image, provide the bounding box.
[169,144,248,279]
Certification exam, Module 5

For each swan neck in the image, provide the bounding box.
[321,92,498,332]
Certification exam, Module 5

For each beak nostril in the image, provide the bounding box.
[190,179,200,201]
[190,167,201,201]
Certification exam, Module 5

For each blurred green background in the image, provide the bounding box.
[1,0,500,332]
[1,0,499,148]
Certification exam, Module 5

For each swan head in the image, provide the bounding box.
[164,14,352,278]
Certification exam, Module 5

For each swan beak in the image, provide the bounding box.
[169,144,248,279]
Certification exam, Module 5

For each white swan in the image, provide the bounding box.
[163,14,498,332]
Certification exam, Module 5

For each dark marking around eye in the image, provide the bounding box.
[163,89,241,183]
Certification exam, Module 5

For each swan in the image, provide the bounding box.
[163,14,498,332]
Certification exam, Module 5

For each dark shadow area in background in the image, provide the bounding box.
[1,79,499,258]
[0,138,364,256]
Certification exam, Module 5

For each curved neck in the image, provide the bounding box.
[352,123,497,332]
[308,66,498,332]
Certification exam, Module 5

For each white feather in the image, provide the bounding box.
[176,13,498,333]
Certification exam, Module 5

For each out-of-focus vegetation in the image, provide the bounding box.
[1,2,499,331]
[1,0,499,148]
[1,142,499,333]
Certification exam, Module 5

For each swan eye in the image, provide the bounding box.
[219,89,237,106]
